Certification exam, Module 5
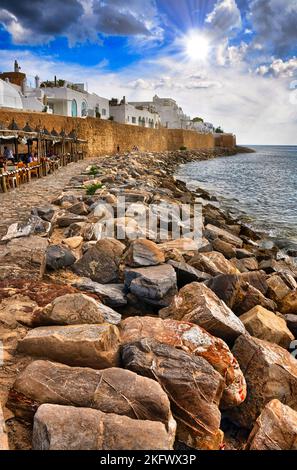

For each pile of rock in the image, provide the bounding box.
[2,149,297,451]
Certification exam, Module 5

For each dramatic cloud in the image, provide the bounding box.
[249,0,297,55]
[256,58,297,78]
[205,0,242,39]
[0,0,162,44]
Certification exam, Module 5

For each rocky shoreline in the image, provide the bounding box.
[1,146,297,451]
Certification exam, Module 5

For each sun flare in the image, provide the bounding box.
[184,32,210,61]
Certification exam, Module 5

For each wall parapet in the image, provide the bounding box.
[0,109,217,157]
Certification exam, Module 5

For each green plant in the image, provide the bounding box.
[85,182,103,195]
[193,117,204,123]
[179,146,187,151]
[215,126,224,133]
[88,165,99,176]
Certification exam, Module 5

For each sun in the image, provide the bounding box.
[184,32,210,62]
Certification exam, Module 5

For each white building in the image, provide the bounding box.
[188,121,215,133]
[129,95,191,129]
[109,97,160,128]
[43,83,109,119]
[0,79,23,110]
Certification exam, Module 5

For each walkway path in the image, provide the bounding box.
[0,159,96,239]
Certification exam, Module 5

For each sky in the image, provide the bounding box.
[0,0,297,144]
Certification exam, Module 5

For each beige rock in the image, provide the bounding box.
[0,236,48,280]
[0,294,38,328]
[189,252,240,276]
[212,238,236,259]
[124,238,165,267]
[246,399,297,450]
[160,282,246,343]
[122,338,224,449]
[229,334,297,429]
[33,293,121,326]
[158,238,199,255]
[8,360,175,441]
[33,404,173,450]
[239,305,294,348]
[18,324,121,369]
[62,236,83,249]
[120,316,247,409]
[0,405,9,450]
[267,274,296,305]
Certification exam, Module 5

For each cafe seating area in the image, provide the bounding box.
[0,119,87,193]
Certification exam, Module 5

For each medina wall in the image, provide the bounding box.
[0,108,216,157]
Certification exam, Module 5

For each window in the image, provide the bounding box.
[71,99,77,117]
[102,108,106,116]
[132,117,136,124]
[127,116,130,122]
[81,101,88,117]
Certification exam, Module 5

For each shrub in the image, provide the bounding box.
[180,146,187,151]
[85,182,103,195]
[88,165,99,176]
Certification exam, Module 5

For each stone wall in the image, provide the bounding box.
[0,108,216,157]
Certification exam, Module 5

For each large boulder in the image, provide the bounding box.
[246,399,297,450]
[229,334,297,429]
[68,202,90,216]
[267,274,296,305]
[72,278,127,308]
[205,224,243,247]
[120,316,247,409]
[239,305,294,348]
[284,314,297,338]
[124,239,165,267]
[160,282,246,343]
[0,405,9,450]
[32,205,56,222]
[0,236,48,280]
[122,338,224,450]
[1,215,51,242]
[33,293,121,326]
[33,404,173,450]
[72,238,125,283]
[212,238,236,260]
[189,252,240,276]
[124,264,177,307]
[7,360,176,442]
[46,245,76,271]
[206,273,275,315]
[18,324,121,369]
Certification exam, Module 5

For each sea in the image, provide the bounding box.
[176,145,297,250]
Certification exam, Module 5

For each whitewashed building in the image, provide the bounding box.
[129,95,191,129]
[109,97,160,128]
[0,79,23,110]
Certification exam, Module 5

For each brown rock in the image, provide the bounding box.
[160,282,246,343]
[212,238,236,259]
[239,305,294,348]
[229,334,297,429]
[267,274,296,305]
[120,316,247,409]
[280,290,297,314]
[72,238,125,283]
[0,405,9,450]
[284,314,297,337]
[158,238,199,255]
[259,258,297,277]
[33,293,121,326]
[8,360,175,440]
[230,257,259,273]
[122,338,224,450]
[56,211,87,228]
[206,272,275,315]
[0,236,48,281]
[189,252,240,276]
[33,404,173,450]
[124,238,165,267]
[167,260,211,287]
[18,324,121,369]
[68,202,90,216]
[205,224,243,247]
[246,399,297,450]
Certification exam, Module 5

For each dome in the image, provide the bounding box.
[0,79,23,109]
